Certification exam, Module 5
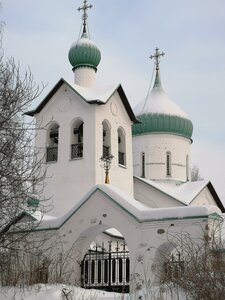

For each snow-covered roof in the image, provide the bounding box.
[135,177,225,212]
[133,85,188,118]
[105,228,123,238]
[25,78,138,123]
[72,82,119,103]
[132,72,193,139]
[38,184,219,230]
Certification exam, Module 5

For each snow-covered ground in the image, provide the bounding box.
[0,285,130,300]
[0,284,187,299]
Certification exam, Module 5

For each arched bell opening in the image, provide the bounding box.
[46,122,59,162]
[80,227,130,293]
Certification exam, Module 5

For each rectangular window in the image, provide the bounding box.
[46,147,58,162]
[71,143,83,159]
[166,152,171,176]
[118,151,125,165]
[142,153,145,178]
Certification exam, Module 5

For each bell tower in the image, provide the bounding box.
[27,0,135,218]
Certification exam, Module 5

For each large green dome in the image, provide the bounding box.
[132,72,193,140]
[132,113,193,139]
[68,32,101,71]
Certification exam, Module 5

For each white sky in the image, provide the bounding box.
[1,0,225,204]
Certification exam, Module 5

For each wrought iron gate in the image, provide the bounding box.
[81,241,130,293]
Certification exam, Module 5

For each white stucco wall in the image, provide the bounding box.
[34,84,133,217]
[34,84,96,217]
[95,91,134,196]
[49,189,210,289]
[74,67,96,87]
[133,133,191,182]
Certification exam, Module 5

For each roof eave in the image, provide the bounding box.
[207,182,225,213]
[117,84,140,124]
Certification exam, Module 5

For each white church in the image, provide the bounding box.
[25,0,224,294]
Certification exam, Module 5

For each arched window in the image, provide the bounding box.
[71,119,83,159]
[166,151,172,176]
[141,152,145,178]
[46,123,59,162]
[102,120,111,158]
[118,127,126,166]
[186,155,189,181]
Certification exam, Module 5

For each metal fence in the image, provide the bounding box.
[81,242,130,293]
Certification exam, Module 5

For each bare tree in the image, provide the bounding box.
[191,165,203,182]
[160,221,225,300]
[0,29,46,254]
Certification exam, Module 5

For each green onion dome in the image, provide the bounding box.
[132,72,193,140]
[68,31,101,71]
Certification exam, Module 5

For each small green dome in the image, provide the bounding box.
[132,71,193,140]
[68,32,101,71]
[27,197,39,208]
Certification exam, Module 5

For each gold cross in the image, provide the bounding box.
[150,47,165,70]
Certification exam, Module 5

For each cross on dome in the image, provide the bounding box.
[150,47,165,71]
[78,0,93,33]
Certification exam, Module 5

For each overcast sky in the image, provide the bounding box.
[1,0,225,203]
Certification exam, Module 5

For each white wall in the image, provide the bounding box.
[34,84,134,217]
[34,83,96,217]
[52,189,209,289]
[133,133,192,183]
[95,91,134,196]
[74,67,96,87]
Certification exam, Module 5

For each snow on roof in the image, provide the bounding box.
[32,210,58,222]
[136,177,210,205]
[133,86,188,118]
[105,228,123,238]
[38,184,216,230]
[25,78,138,123]
[72,82,119,103]
[70,36,97,47]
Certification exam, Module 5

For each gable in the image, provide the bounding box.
[190,183,225,213]
[134,177,185,208]
[25,78,139,124]
[95,89,134,131]
[134,176,225,213]
[1,212,37,234]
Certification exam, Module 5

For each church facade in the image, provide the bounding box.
[25,0,224,294]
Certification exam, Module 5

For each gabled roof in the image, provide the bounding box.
[135,176,225,213]
[25,78,139,123]
[0,211,37,234]
[37,184,219,230]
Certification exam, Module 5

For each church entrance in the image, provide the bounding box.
[81,231,130,293]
